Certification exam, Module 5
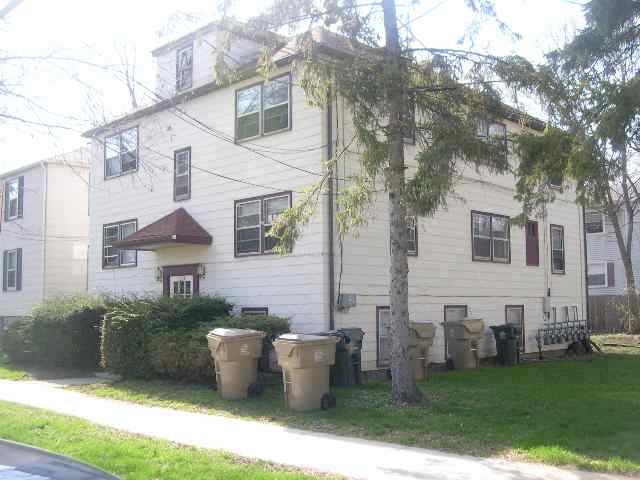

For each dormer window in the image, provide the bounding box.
[176,44,193,91]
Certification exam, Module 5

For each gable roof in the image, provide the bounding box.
[83,26,546,138]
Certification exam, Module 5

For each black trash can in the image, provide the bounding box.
[339,327,365,386]
[313,328,364,387]
[490,324,520,366]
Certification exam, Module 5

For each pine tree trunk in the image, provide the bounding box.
[383,0,421,404]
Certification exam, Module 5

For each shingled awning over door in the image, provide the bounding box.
[113,208,212,251]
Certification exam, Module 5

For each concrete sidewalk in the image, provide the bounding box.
[0,379,625,480]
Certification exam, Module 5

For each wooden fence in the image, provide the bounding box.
[589,295,634,333]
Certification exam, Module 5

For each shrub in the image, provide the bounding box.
[1,296,105,370]
[216,315,290,341]
[101,297,160,378]
[149,324,215,383]
[100,295,233,378]
[0,318,34,365]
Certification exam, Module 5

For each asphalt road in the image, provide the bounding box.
[0,439,118,480]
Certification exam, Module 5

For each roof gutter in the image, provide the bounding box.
[327,91,335,331]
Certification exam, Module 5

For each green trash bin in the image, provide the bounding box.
[490,324,520,366]
[313,328,364,387]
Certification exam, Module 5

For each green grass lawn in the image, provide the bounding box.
[0,349,29,380]
[0,400,334,480]
[76,339,640,476]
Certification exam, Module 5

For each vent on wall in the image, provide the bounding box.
[337,293,356,310]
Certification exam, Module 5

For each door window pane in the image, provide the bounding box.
[377,307,391,367]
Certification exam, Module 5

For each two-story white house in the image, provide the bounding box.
[83,22,587,370]
[0,150,90,327]
[585,208,640,331]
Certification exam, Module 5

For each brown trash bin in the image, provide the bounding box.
[206,328,265,400]
[274,334,339,412]
[409,322,436,381]
[444,318,484,370]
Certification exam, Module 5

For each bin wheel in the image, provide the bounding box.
[247,382,262,398]
[321,393,332,410]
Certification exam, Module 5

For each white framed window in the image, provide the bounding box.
[3,177,22,221]
[550,224,565,274]
[472,211,510,263]
[104,127,138,178]
[235,192,291,256]
[174,147,191,201]
[585,210,604,234]
[103,220,137,268]
[477,119,507,159]
[407,216,417,256]
[587,263,606,287]
[4,249,18,291]
[176,44,193,91]
[235,74,290,141]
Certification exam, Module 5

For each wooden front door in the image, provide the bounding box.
[162,264,199,297]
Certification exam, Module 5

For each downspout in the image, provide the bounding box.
[327,91,335,330]
[582,204,590,325]
[41,162,48,303]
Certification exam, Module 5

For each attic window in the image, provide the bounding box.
[176,44,193,91]
[477,119,507,160]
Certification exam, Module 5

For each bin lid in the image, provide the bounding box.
[410,322,436,338]
[275,333,339,345]
[207,328,264,339]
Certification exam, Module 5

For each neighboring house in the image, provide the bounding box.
[83,23,587,371]
[0,150,90,327]
[585,208,640,330]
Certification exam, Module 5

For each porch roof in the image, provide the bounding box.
[113,208,212,251]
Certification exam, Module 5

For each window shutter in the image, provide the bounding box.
[607,262,615,287]
[17,176,24,218]
[16,248,22,291]
[525,221,539,266]
[2,251,6,291]
[3,183,8,222]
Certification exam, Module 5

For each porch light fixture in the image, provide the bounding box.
[155,267,163,282]
[197,263,206,278]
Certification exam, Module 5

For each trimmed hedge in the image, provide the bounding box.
[1,318,33,365]
[149,325,215,383]
[101,296,234,378]
[100,295,289,382]
[1,296,106,370]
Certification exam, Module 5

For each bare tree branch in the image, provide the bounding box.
[0,0,23,19]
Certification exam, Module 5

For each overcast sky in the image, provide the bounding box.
[0,0,586,174]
